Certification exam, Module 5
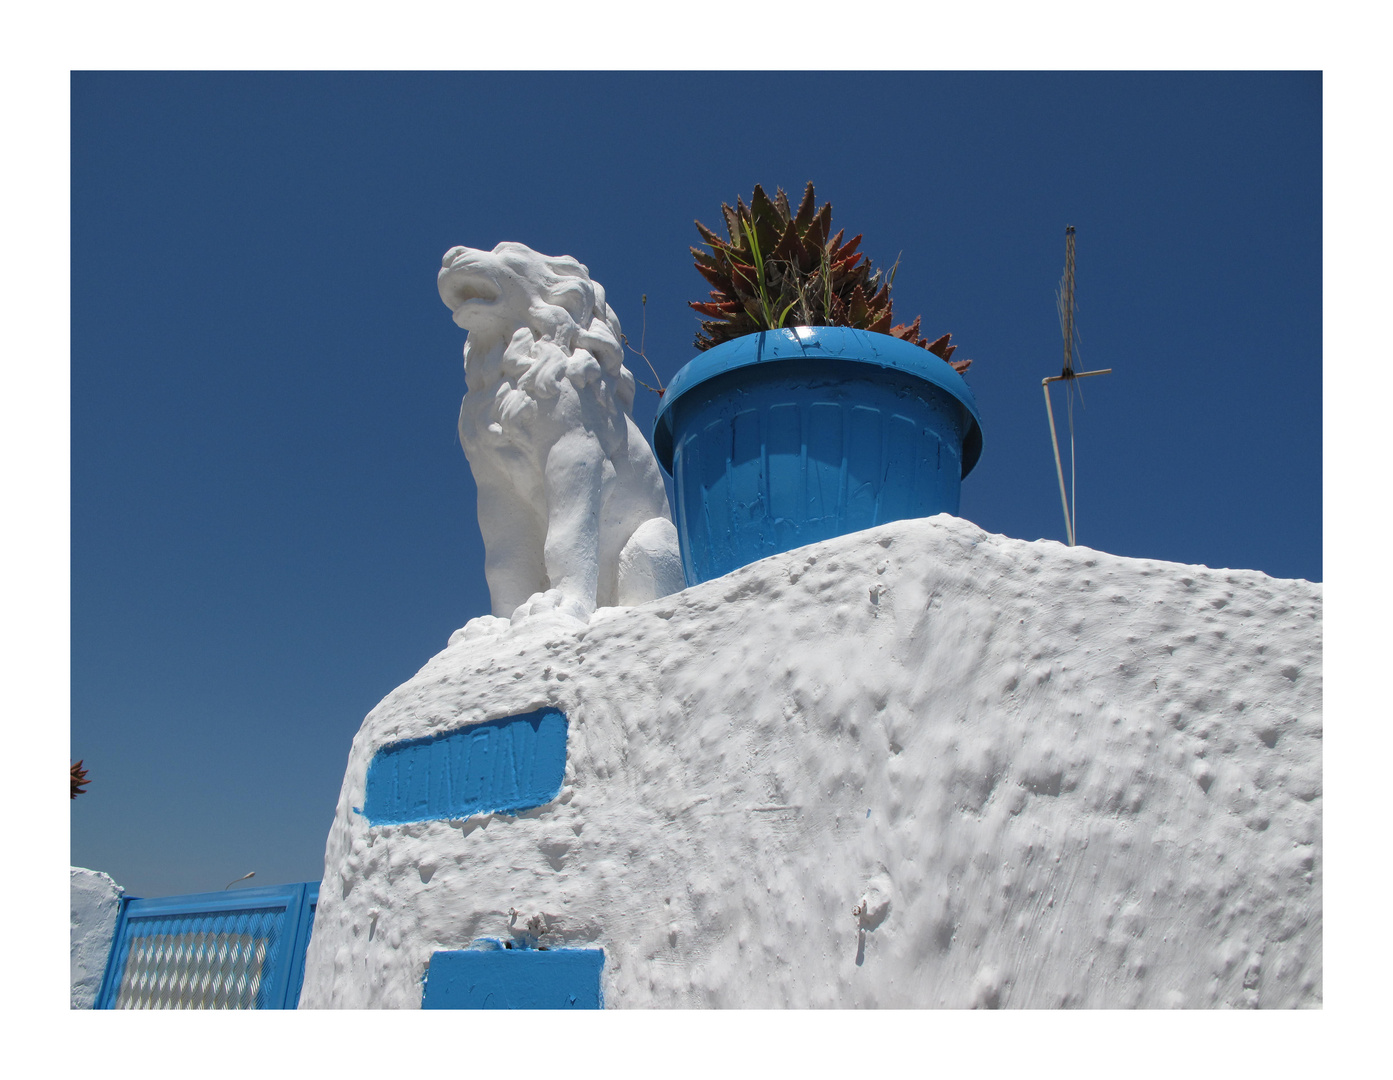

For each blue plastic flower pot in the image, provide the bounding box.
[653,326,984,586]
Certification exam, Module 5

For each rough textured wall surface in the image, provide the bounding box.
[300,515,1322,1008]
[71,867,124,1008]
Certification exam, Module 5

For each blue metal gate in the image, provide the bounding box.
[95,881,319,1009]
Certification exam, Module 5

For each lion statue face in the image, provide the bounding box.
[440,242,580,335]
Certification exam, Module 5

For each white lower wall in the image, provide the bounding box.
[301,515,1322,1008]
[71,867,124,1008]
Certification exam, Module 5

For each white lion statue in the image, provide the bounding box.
[438,241,684,625]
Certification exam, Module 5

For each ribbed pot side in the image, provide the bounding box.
[654,327,984,586]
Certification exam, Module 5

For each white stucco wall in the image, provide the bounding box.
[71,867,124,1008]
[301,514,1321,1008]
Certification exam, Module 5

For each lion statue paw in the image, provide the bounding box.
[508,589,593,629]
[615,517,685,607]
[447,614,511,646]
[439,242,685,625]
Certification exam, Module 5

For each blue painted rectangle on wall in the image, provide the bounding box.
[363,708,568,826]
[422,947,604,1009]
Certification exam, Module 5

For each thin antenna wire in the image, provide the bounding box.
[1068,382,1077,542]
[1044,377,1074,545]
[622,294,666,396]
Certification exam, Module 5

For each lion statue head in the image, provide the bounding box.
[438,242,635,419]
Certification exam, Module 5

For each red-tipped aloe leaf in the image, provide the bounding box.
[730,261,760,294]
[691,246,725,272]
[889,315,922,343]
[722,203,743,245]
[695,220,726,248]
[749,185,784,258]
[810,204,833,250]
[847,284,871,326]
[695,262,735,293]
[773,217,809,270]
[794,182,817,232]
[689,300,743,317]
[835,233,863,262]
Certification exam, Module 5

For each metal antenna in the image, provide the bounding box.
[1060,225,1077,377]
[1042,226,1111,546]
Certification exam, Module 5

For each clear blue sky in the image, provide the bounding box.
[70,71,1320,897]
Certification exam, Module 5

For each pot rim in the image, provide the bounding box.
[652,326,983,476]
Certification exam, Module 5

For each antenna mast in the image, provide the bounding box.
[1042,226,1111,547]
[1060,226,1076,376]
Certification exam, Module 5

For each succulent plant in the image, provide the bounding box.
[71,759,90,799]
[690,182,971,374]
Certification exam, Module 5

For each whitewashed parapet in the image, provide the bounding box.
[71,867,124,1009]
[302,515,1321,1009]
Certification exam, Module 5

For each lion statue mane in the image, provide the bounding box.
[438,241,683,625]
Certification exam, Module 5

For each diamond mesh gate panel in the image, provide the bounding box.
[112,907,287,1009]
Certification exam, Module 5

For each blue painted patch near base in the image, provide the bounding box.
[421,947,604,1009]
[363,708,568,826]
